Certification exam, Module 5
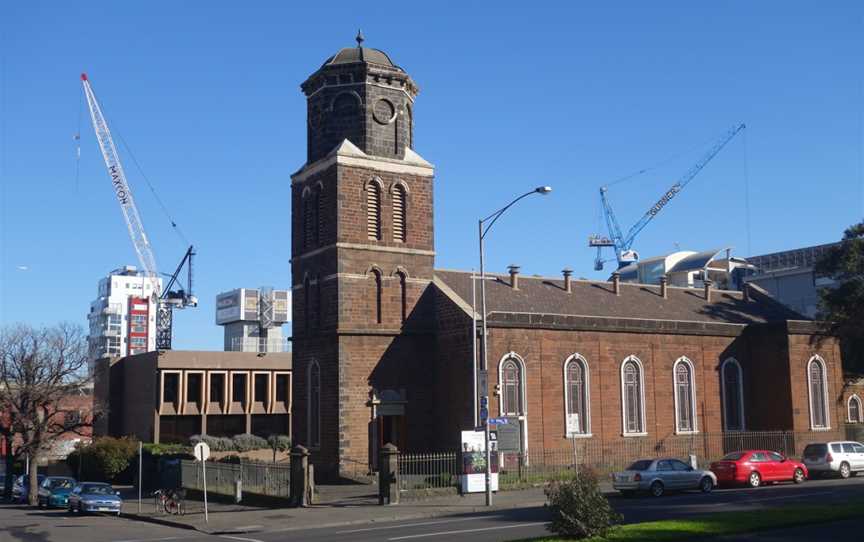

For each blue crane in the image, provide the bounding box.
[588,123,746,271]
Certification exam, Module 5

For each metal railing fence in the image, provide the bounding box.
[180,459,291,498]
[398,452,460,496]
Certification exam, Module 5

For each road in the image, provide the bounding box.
[2,476,863,542]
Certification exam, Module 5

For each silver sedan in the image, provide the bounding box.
[612,458,717,497]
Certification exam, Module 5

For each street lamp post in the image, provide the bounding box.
[477,185,552,506]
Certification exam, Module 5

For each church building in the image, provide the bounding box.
[290,37,848,480]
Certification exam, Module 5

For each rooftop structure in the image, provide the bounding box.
[216,288,291,353]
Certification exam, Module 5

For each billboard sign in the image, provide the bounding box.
[215,290,242,324]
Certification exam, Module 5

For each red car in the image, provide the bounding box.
[710,450,808,488]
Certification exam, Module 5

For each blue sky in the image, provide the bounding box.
[1,1,862,349]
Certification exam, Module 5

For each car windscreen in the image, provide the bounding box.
[82,485,115,495]
[803,444,827,457]
[50,479,75,489]
[721,452,746,461]
[626,460,653,471]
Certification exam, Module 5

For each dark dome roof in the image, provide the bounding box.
[322,47,402,70]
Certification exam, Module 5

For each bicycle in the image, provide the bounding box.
[152,488,185,515]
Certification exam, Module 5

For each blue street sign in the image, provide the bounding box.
[488,417,509,425]
[479,407,488,422]
[480,396,488,407]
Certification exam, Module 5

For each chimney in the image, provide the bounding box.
[660,276,668,299]
[612,272,621,296]
[562,268,573,293]
[742,282,751,302]
[508,265,520,290]
[704,279,713,302]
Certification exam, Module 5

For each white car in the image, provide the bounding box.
[802,441,864,479]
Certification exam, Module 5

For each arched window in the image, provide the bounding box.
[314,184,324,245]
[392,184,407,242]
[808,356,829,429]
[673,358,697,433]
[621,356,646,435]
[303,276,311,334]
[721,359,744,431]
[849,395,862,424]
[397,271,407,323]
[315,275,322,330]
[372,269,382,324]
[500,355,524,416]
[366,181,382,240]
[564,355,590,435]
[308,361,320,448]
[302,189,314,248]
[406,103,413,149]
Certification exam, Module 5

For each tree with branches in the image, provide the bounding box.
[815,221,864,373]
[0,323,98,504]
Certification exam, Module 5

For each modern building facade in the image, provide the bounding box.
[87,266,162,365]
[94,351,292,443]
[216,288,291,353]
[289,39,850,482]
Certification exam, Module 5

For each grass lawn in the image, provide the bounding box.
[520,498,864,541]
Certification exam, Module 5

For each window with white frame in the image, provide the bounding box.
[848,395,862,424]
[308,361,321,448]
[673,358,697,433]
[721,358,745,431]
[621,357,645,435]
[808,356,829,429]
[500,356,524,416]
[564,355,589,435]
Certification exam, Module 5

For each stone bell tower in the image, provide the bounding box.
[291,33,436,479]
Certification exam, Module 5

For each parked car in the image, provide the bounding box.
[803,441,864,479]
[67,482,123,516]
[612,458,717,497]
[12,474,46,503]
[37,476,77,508]
[710,450,807,488]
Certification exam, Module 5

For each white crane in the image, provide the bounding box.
[81,73,196,349]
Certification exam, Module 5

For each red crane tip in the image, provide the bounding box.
[81,73,88,81]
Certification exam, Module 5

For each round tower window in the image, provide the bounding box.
[373,99,396,125]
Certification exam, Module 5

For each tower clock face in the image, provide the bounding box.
[373,99,396,125]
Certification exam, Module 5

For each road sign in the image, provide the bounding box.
[193,442,211,462]
[479,395,488,407]
[488,417,509,425]
[478,370,488,396]
[566,414,581,437]
[479,407,488,423]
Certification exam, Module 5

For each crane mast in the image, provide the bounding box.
[81,73,196,350]
[589,123,746,271]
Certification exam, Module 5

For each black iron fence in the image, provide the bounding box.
[180,459,291,498]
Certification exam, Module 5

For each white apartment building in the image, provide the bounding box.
[87,265,162,365]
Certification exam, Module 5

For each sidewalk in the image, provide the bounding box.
[119,483,568,535]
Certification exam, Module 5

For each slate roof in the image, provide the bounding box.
[322,47,402,70]
[434,269,806,325]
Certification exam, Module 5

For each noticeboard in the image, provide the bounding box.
[496,420,521,452]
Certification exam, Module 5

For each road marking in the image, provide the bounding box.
[336,516,491,534]
[114,537,190,542]
[387,522,548,540]
[220,536,264,542]
[742,490,833,503]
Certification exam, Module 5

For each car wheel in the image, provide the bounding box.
[839,463,851,479]
[700,476,714,493]
[650,481,664,497]
[793,468,805,484]
[748,471,761,488]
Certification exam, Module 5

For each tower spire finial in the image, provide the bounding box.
[356,29,365,47]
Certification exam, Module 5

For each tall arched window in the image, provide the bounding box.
[314,184,323,245]
[564,355,590,435]
[808,356,829,429]
[673,358,697,433]
[621,356,646,435]
[849,395,862,423]
[721,359,744,431]
[500,355,524,416]
[302,189,314,248]
[308,361,321,448]
[303,276,311,334]
[392,184,407,243]
[315,275,322,330]
[397,271,407,323]
[366,180,382,240]
[372,269,382,324]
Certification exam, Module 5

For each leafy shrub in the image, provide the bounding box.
[232,433,268,452]
[216,454,242,464]
[142,442,192,457]
[267,434,291,452]
[190,434,235,452]
[66,437,139,482]
[545,470,622,539]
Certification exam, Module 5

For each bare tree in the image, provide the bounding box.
[0,323,97,505]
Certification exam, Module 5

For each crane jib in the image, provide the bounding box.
[647,183,681,217]
[108,165,130,205]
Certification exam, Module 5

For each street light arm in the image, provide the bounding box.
[481,188,549,239]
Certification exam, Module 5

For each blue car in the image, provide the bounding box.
[37,476,77,508]
[12,474,46,503]
[67,482,123,515]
